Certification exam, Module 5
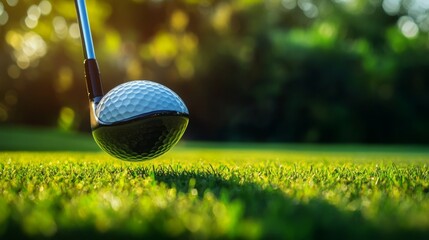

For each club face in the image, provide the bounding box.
[92,114,189,161]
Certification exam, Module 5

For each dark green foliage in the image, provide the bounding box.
[1,0,429,143]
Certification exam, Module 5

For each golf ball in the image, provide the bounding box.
[92,80,189,161]
[96,80,188,124]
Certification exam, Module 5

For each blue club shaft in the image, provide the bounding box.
[75,0,96,59]
[75,0,103,101]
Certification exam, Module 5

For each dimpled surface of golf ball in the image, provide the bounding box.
[96,80,188,124]
[93,80,189,161]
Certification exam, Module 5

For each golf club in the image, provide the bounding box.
[74,0,189,161]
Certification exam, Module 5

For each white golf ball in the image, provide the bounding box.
[96,80,189,124]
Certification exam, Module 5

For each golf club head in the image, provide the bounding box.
[91,80,189,161]
[75,1,189,161]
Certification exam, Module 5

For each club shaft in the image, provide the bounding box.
[75,0,96,59]
[74,0,103,101]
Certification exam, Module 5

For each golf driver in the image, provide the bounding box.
[74,0,189,161]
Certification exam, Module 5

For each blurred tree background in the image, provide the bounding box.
[0,0,428,143]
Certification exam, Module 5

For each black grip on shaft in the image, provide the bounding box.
[84,59,103,100]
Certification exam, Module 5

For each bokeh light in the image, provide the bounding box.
[382,0,401,15]
[7,65,21,79]
[6,0,19,7]
[6,30,47,69]
[211,3,232,33]
[384,0,429,35]
[298,0,319,18]
[54,67,74,93]
[282,0,297,10]
[0,2,9,26]
[0,104,8,122]
[68,23,80,39]
[58,107,75,131]
[53,16,68,39]
[1,0,428,143]
[4,90,18,106]
[39,0,52,15]
[170,10,189,32]
[398,16,419,38]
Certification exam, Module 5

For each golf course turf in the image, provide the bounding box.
[0,130,428,239]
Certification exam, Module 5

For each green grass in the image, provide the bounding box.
[1,145,429,239]
[0,125,99,151]
[0,126,428,239]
